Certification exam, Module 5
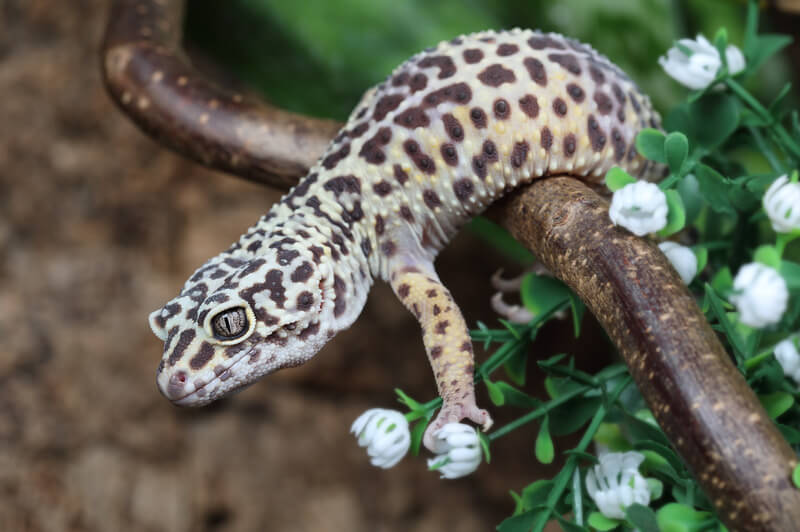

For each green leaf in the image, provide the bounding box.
[657,189,686,237]
[468,217,535,265]
[497,510,546,532]
[634,440,686,478]
[691,93,740,150]
[478,431,492,464]
[495,382,542,408]
[745,34,793,76]
[587,512,621,531]
[754,245,781,270]
[626,503,660,532]
[693,247,708,275]
[394,388,421,411]
[520,274,572,317]
[605,166,637,192]
[710,267,733,294]
[677,172,703,224]
[777,423,800,444]
[664,132,689,175]
[656,503,711,532]
[569,292,586,337]
[636,129,666,163]
[550,396,600,436]
[555,515,588,532]
[646,478,664,500]
[705,284,748,363]
[409,418,428,456]
[521,479,556,510]
[503,346,528,386]
[695,164,735,215]
[793,463,800,489]
[713,27,729,70]
[485,378,505,406]
[759,392,794,419]
[780,261,800,290]
[535,416,555,464]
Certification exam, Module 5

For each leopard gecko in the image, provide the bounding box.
[149,28,662,451]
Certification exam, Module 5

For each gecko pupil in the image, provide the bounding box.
[212,307,248,339]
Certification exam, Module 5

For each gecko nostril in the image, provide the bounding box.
[165,371,187,400]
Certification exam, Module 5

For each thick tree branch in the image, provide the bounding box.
[101,0,341,188]
[102,2,800,530]
[491,178,800,531]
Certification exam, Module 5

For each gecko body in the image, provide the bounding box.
[149,29,662,450]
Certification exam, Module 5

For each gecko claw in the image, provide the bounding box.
[423,400,493,452]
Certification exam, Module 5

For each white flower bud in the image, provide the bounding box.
[658,35,745,90]
[658,242,698,284]
[730,263,788,328]
[585,451,651,520]
[774,336,800,385]
[609,182,668,236]
[351,408,410,468]
[763,175,800,233]
[427,423,481,479]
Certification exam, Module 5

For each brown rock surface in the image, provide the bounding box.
[0,2,599,530]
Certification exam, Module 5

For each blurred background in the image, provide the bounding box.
[1,1,797,530]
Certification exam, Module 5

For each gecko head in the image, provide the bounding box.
[148,245,339,407]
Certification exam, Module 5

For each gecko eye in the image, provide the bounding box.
[211,307,249,340]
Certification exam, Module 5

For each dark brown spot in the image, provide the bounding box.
[423,190,442,209]
[400,205,414,222]
[563,134,576,157]
[463,48,484,63]
[472,156,487,180]
[423,82,472,106]
[299,322,321,340]
[381,240,396,257]
[373,94,404,120]
[333,275,347,317]
[567,83,585,103]
[511,141,530,168]
[264,269,287,308]
[478,64,516,87]
[453,178,474,201]
[460,341,473,352]
[398,283,410,298]
[441,143,458,166]
[589,64,606,84]
[374,215,385,235]
[189,342,214,370]
[595,91,613,115]
[360,238,372,257]
[528,36,566,50]
[548,53,581,75]
[587,115,606,152]
[442,114,463,141]
[611,128,626,162]
[358,127,392,165]
[541,127,553,150]
[392,72,409,86]
[393,164,409,185]
[519,95,539,118]
[553,97,567,117]
[394,107,430,129]
[470,107,487,128]
[373,181,392,196]
[435,320,450,335]
[612,83,626,104]
[418,55,456,78]
[497,43,519,56]
[404,140,436,174]
[168,330,195,366]
[409,73,428,92]
[483,140,498,162]
[524,57,547,86]
[322,175,361,197]
[494,98,510,119]
[291,262,313,283]
[426,289,437,298]
[431,346,443,359]
[630,92,641,113]
[321,143,350,170]
[296,291,314,311]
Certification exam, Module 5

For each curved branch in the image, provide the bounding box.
[101,0,341,188]
[491,178,800,531]
[103,2,800,530]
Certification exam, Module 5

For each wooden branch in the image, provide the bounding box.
[101,0,341,188]
[103,2,800,530]
[491,178,800,531]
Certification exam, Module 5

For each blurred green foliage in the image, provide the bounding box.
[185,0,783,121]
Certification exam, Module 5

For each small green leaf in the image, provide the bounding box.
[535,416,555,464]
[710,267,733,294]
[409,418,428,456]
[656,503,711,532]
[495,381,541,408]
[754,245,781,269]
[657,189,686,237]
[677,172,703,224]
[793,463,800,489]
[485,378,506,406]
[691,93,740,150]
[646,478,664,499]
[394,388,421,410]
[520,274,572,317]
[693,247,708,275]
[555,515,588,532]
[780,260,800,290]
[713,28,729,70]
[497,510,547,532]
[569,291,585,337]
[587,512,621,531]
[478,431,492,464]
[759,392,794,419]
[664,132,689,175]
[605,166,637,192]
[695,164,735,215]
[521,479,555,510]
[636,129,667,163]
[626,503,660,532]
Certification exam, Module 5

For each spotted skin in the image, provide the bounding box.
[149,29,663,452]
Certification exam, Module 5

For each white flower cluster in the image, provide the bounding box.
[658,242,698,284]
[351,408,410,468]
[774,336,800,385]
[585,451,651,520]
[764,175,800,233]
[609,182,668,236]
[427,423,482,479]
[659,35,745,90]
[730,263,788,328]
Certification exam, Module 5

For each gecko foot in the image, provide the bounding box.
[423,399,493,453]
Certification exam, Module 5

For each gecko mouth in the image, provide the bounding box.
[166,343,259,406]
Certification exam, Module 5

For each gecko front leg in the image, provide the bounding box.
[390,262,493,452]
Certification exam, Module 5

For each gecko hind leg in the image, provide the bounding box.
[390,264,493,452]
